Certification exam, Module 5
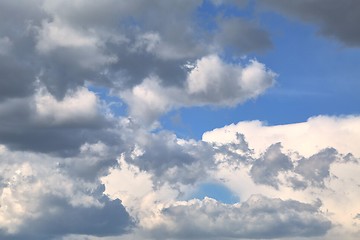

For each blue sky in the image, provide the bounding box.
[0,1,360,240]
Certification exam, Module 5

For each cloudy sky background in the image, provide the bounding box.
[0,0,359,239]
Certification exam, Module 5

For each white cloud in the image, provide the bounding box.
[121,77,181,127]
[121,55,276,126]
[203,115,360,157]
[186,55,275,105]
[34,86,101,126]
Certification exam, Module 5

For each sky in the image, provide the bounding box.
[0,0,359,239]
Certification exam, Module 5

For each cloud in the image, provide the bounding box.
[0,37,12,55]
[250,143,293,189]
[214,17,272,53]
[203,115,360,158]
[0,145,133,239]
[148,195,331,239]
[98,115,359,239]
[0,86,120,155]
[260,0,360,47]
[249,144,342,190]
[119,126,216,185]
[0,0,273,101]
[121,55,276,126]
[201,115,360,239]
[0,1,359,239]
[295,148,339,188]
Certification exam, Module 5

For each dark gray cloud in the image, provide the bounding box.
[260,0,360,47]
[153,195,331,239]
[250,143,293,188]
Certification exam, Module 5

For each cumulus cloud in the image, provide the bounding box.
[260,0,360,47]
[149,195,331,239]
[122,55,276,125]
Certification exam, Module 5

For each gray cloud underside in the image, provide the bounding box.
[153,195,331,239]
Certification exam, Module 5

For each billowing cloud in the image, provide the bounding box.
[260,0,360,47]
[146,195,331,239]
[122,55,276,126]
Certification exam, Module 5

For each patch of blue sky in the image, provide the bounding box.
[188,182,239,204]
